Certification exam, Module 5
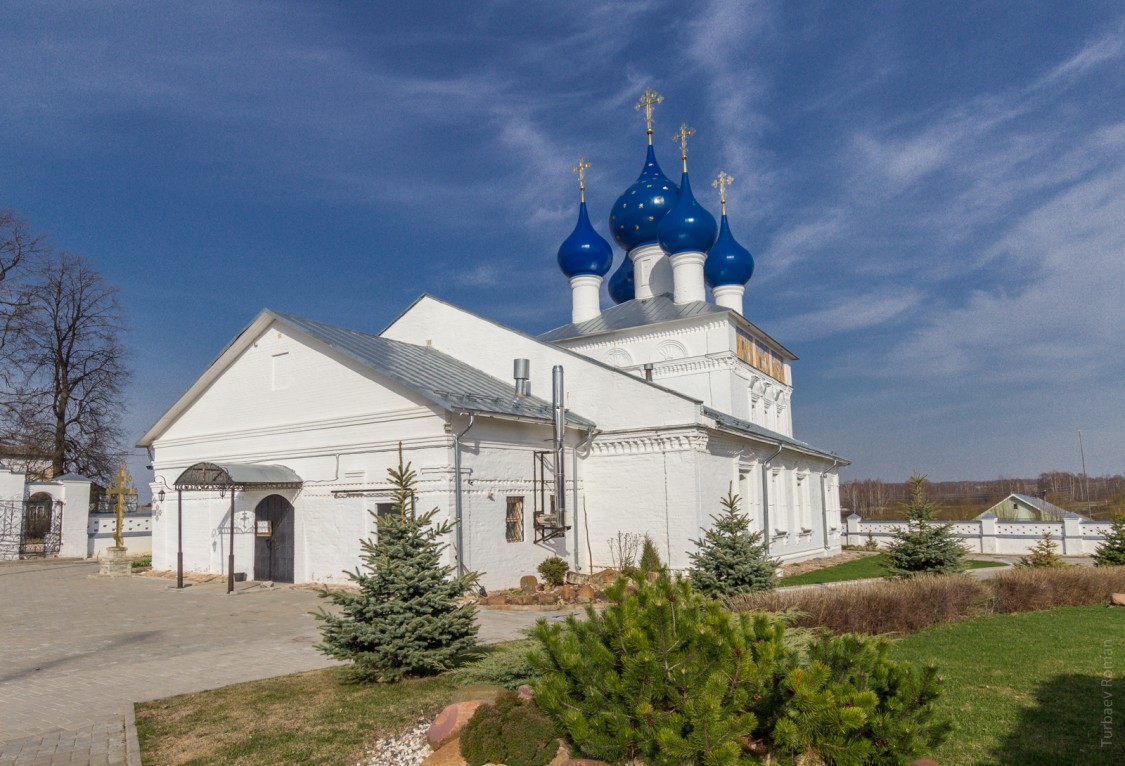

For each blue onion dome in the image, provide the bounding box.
[607,256,635,304]
[705,213,755,287]
[558,201,613,278]
[609,144,679,251]
[658,171,717,255]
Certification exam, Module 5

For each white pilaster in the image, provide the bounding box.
[712,284,745,313]
[569,275,603,325]
[669,251,707,304]
[629,243,673,300]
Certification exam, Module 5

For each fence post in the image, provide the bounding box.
[1061,513,1083,555]
[846,513,862,545]
[977,512,997,553]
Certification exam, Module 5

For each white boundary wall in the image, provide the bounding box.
[843,513,1111,556]
[88,512,153,558]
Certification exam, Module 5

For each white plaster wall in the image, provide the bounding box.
[381,297,702,432]
[844,517,1110,556]
[55,478,93,558]
[557,315,796,438]
[88,513,152,558]
[0,465,25,504]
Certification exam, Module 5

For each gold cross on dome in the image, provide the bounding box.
[572,156,591,202]
[673,122,695,171]
[634,87,664,143]
[712,171,734,214]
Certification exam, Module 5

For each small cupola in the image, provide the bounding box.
[704,171,755,314]
[658,123,717,304]
[558,157,613,324]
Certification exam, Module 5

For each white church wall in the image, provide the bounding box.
[381,297,702,432]
[454,417,572,591]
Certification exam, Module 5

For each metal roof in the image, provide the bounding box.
[539,294,728,342]
[174,462,303,489]
[272,310,596,428]
[538,294,796,358]
[704,407,848,463]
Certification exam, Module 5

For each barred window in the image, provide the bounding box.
[506,497,524,543]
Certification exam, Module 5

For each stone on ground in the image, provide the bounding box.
[426,701,486,750]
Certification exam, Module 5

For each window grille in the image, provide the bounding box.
[506,496,524,543]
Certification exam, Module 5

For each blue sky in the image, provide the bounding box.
[2,1,1123,492]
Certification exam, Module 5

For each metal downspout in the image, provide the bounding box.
[761,442,784,555]
[573,428,599,572]
[453,413,476,575]
[821,457,841,550]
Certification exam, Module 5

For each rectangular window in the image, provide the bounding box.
[506,496,524,543]
[375,503,396,519]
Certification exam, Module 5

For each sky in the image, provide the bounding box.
[2,1,1123,495]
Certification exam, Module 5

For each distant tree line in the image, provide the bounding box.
[0,210,128,484]
[843,473,1125,521]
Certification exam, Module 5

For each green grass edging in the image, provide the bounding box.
[779,554,1005,586]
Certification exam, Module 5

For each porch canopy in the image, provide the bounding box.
[173,462,302,491]
[171,461,302,592]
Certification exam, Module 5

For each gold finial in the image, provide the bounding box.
[672,122,695,172]
[712,171,734,215]
[572,156,591,203]
[634,87,664,144]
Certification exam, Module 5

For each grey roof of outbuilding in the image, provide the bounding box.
[272,310,595,428]
[538,294,796,358]
[52,473,97,483]
[704,407,848,463]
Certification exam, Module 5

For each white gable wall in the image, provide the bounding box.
[381,297,702,432]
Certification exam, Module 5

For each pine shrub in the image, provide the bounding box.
[1093,514,1125,567]
[884,473,968,577]
[460,691,560,766]
[771,633,952,765]
[639,534,664,574]
[530,573,783,765]
[530,574,949,765]
[689,485,778,596]
[1017,531,1065,568]
[314,446,479,682]
[537,555,569,587]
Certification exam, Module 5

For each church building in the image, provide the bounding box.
[138,90,847,591]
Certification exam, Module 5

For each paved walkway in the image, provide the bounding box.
[0,559,571,765]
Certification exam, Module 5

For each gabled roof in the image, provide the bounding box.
[538,293,796,359]
[138,309,594,447]
[704,407,849,463]
[979,493,1079,521]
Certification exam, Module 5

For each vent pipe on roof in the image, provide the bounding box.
[552,365,566,527]
[514,359,530,397]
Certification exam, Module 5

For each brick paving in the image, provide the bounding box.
[0,559,574,765]
[0,559,336,764]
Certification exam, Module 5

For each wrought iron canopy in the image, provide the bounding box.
[173,462,303,491]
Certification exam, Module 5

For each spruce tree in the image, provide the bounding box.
[1093,514,1125,567]
[639,534,664,574]
[1018,531,1064,568]
[884,473,967,577]
[315,446,480,682]
[689,485,778,596]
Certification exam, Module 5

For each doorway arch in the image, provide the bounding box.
[253,495,295,582]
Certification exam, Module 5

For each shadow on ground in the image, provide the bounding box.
[987,673,1120,765]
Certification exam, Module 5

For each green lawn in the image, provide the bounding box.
[778,554,1006,586]
[137,607,1121,765]
[889,605,1122,766]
